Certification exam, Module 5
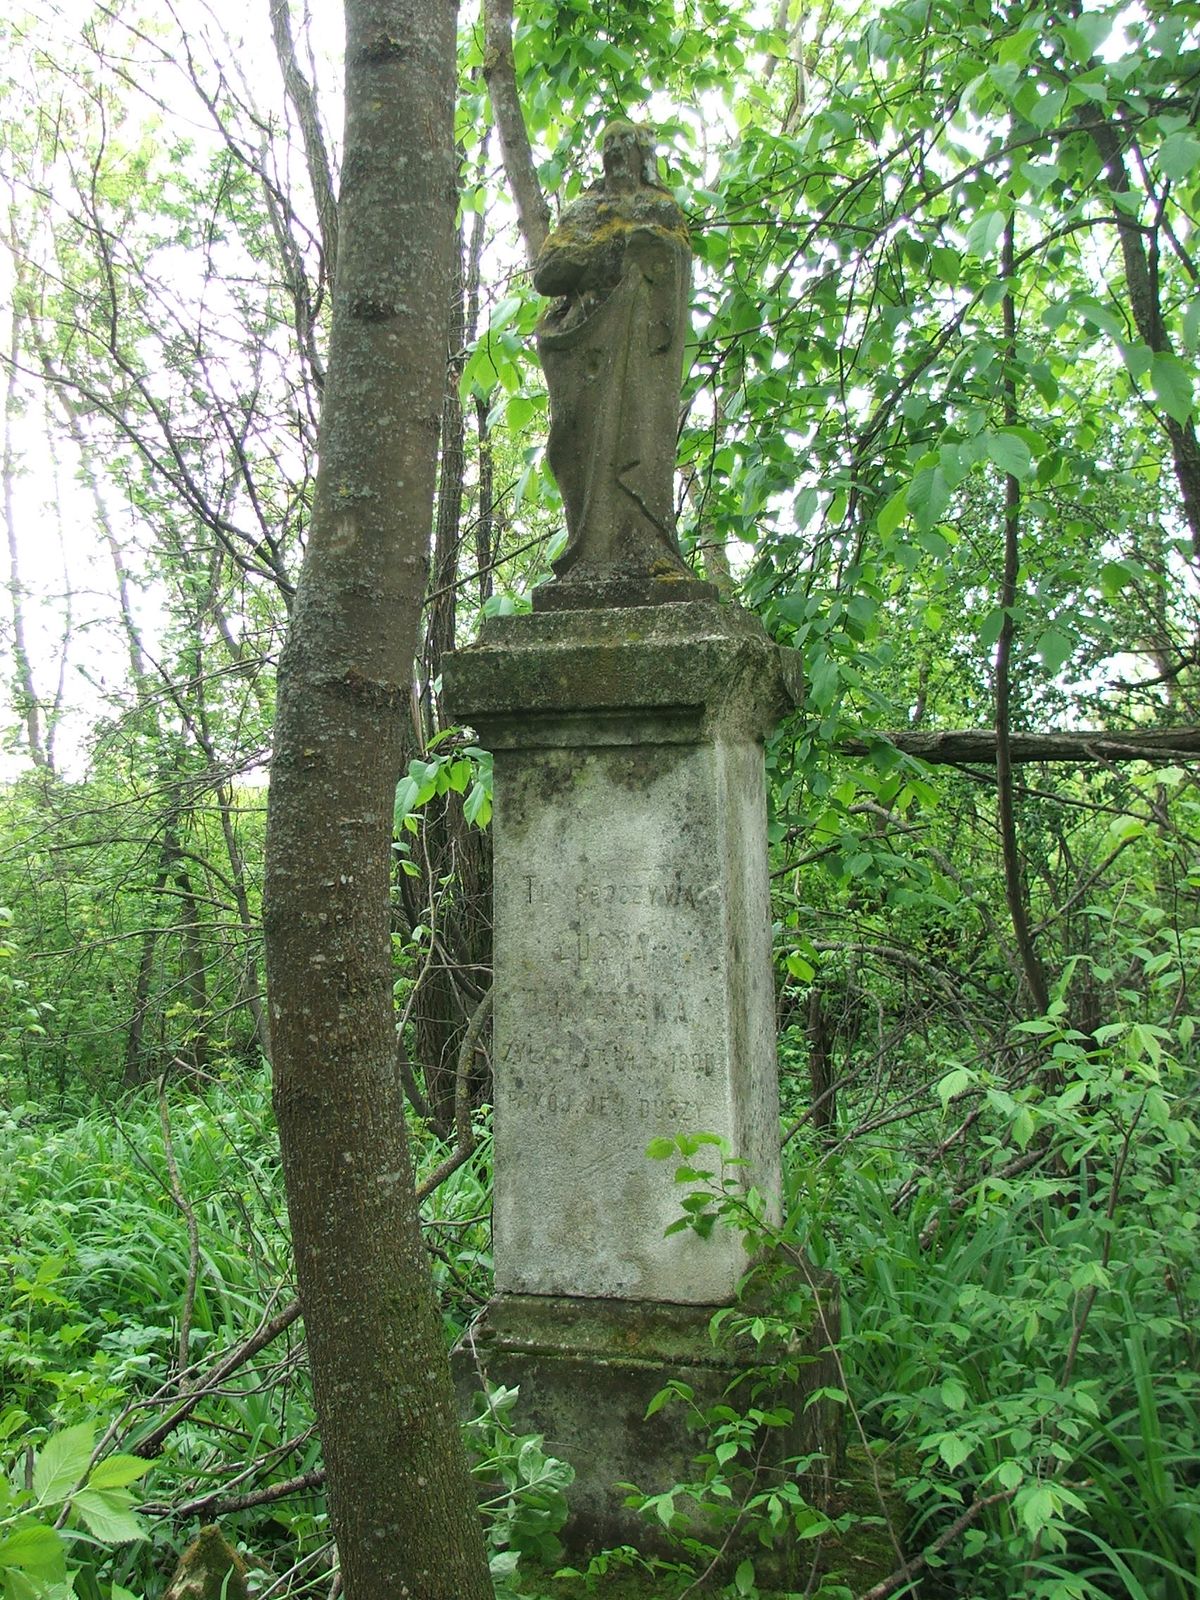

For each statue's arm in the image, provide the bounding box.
[533,237,590,298]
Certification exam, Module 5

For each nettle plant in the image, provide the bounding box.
[627,1135,866,1598]
[0,1422,150,1600]
[461,1384,574,1593]
[645,1075,1200,1600]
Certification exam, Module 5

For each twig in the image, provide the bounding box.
[1061,1100,1143,1390]
[397,1026,433,1123]
[147,1466,327,1522]
[676,1434,773,1599]
[781,1248,909,1574]
[140,1426,316,1518]
[415,985,492,1202]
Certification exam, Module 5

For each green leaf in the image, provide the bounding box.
[445,759,472,795]
[489,293,524,332]
[964,209,1006,258]
[463,782,491,828]
[86,1455,150,1492]
[1099,559,1133,598]
[1073,297,1123,339]
[1020,1483,1057,1535]
[907,466,950,530]
[394,776,421,824]
[70,1489,145,1545]
[937,1066,973,1108]
[1036,625,1074,674]
[0,1524,66,1579]
[32,1424,94,1505]
[980,607,1006,650]
[1150,351,1194,425]
[505,395,538,431]
[1027,87,1065,130]
[1158,132,1200,184]
[734,1557,756,1595]
[1062,11,1110,59]
[940,1378,968,1411]
[929,246,960,283]
[938,1433,973,1470]
[644,1388,672,1419]
[877,485,909,536]
[1057,1080,1087,1110]
[984,430,1033,480]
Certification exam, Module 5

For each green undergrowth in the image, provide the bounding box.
[1,1048,1198,1597]
[0,1068,493,1598]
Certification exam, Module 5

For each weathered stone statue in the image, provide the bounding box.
[532,121,714,608]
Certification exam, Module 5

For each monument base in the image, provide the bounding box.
[532,568,718,611]
[452,1278,842,1578]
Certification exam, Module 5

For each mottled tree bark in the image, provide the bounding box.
[262,4,491,1597]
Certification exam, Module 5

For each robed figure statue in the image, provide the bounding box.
[532,122,715,609]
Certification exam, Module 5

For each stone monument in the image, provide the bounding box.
[445,123,838,1569]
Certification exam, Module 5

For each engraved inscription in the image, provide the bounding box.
[507,1087,701,1125]
[504,1040,719,1079]
[525,873,715,911]
[500,855,730,1223]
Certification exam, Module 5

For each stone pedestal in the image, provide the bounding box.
[455,1287,840,1568]
[443,600,837,1562]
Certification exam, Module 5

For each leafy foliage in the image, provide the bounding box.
[0,0,1199,1593]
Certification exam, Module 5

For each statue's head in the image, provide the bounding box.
[601,120,657,191]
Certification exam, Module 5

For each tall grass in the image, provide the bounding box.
[0,1068,493,1597]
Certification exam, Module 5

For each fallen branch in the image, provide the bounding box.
[146,1466,327,1522]
[134,1295,303,1457]
[838,727,1200,764]
[856,1488,1017,1600]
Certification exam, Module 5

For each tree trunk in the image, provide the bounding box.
[482,0,549,264]
[169,848,211,1074]
[404,208,494,1134]
[262,4,491,1597]
[1084,112,1200,558]
[3,306,48,770]
[806,986,836,1133]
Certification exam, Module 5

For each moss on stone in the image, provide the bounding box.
[163,1525,252,1600]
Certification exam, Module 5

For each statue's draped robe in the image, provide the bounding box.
[534,194,697,592]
